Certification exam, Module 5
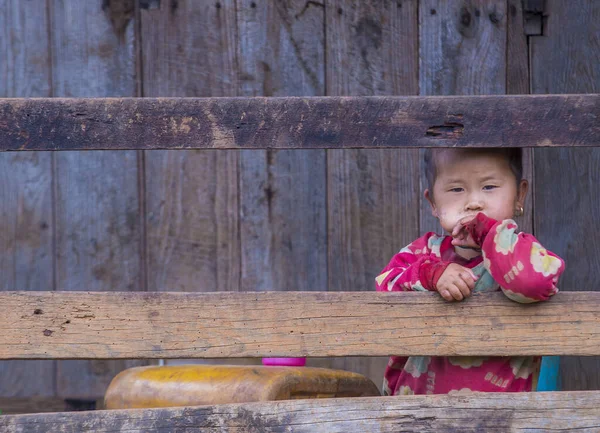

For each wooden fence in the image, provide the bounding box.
[0,0,598,408]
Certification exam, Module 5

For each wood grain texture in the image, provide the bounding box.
[141,0,241,293]
[506,0,529,95]
[0,157,52,290]
[240,149,326,292]
[1,291,599,359]
[419,0,507,95]
[54,151,141,293]
[325,0,419,387]
[419,0,508,235]
[0,0,55,397]
[530,0,600,391]
[141,0,237,98]
[0,0,52,97]
[145,151,240,292]
[49,0,135,98]
[3,391,600,432]
[49,0,145,398]
[237,0,327,292]
[1,94,598,151]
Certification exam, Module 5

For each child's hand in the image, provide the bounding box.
[436,263,478,301]
[451,216,480,249]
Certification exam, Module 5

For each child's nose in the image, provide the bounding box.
[465,195,484,211]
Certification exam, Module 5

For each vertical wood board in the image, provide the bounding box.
[142,0,241,293]
[325,0,420,388]
[50,0,144,398]
[237,0,327,293]
[0,0,55,398]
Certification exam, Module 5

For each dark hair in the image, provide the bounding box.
[423,148,523,193]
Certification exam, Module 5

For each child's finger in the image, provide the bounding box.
[451,224,464,238]
[460,272,476,290]
[466,268,478,280]
[465,235,479,247]
[454,279,471,298]
[448,284,465,301]
[438,289,454,302]
[452,238,467,246]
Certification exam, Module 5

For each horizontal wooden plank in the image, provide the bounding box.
[2,391,599,432]
[0,95,598,150]
[1,291,599,359]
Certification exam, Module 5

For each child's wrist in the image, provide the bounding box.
[419,261,451,291]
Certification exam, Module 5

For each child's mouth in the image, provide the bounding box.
[456,245,482,252]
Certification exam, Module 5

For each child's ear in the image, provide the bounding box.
[424,189,438,218]
[516,179,529,209]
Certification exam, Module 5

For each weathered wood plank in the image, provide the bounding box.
[506,0,529,95]
[325,0,419,389]
[531,0,600,391]
[238,0,327,293]
[145,151,240,293]
[49,0,146,398]
[0,95,598,151]
[1,291,599,359]
[240,149,327,292]
[419,0,508,234]
[0,0,52,97]
[0,0,55,398]
[419,0,507,96]
[2,391,600,432]
[141,0,241,293]
[54,151,141,293]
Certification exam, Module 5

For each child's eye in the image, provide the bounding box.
[449,187,464,193]
[483,185,498,191]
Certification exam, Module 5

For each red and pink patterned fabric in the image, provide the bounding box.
[375,213,565,395]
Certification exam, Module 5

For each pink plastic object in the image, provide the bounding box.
[261,357,306,367]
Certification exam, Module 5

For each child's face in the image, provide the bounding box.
[425,150,528,235]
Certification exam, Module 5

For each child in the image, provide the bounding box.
[375,148,565,396]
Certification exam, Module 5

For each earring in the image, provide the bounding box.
[515,205,524,217]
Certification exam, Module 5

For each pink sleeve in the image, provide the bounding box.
[466,213,565,303]
[375,233,450,292]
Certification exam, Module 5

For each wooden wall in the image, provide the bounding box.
[0,0,598,405]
